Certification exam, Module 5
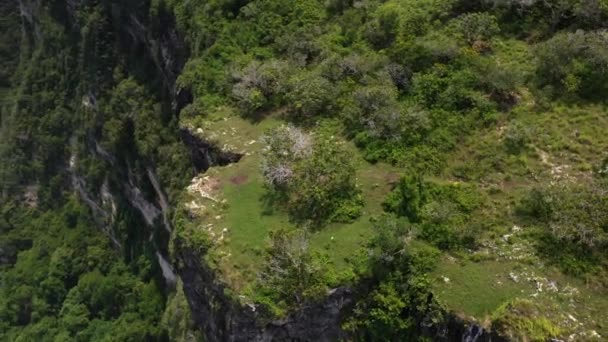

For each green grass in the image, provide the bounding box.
[181,111,401,290]
[433,100,608,336]
[181,101,608,337]
[432,258,531,319]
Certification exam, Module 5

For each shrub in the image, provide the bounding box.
[321,53,382,82]
[492,299,562,341]
[288,136,361,226]
[522,181,608,249]
[364,3,401,49]
[384,178,482,249]
[546,181,608,249]
[448,12,500,47]
[383,175,426,222]
[503,121,531,154]
[257,228,332,309]
[261,125,312,187]
[412,64,482,111]
[535,30,608,99]
[384,63,411,92]
[344,214,442,340]
[285,73,335,122]
[517,187,551,220]
[261,126,362,227]
[230,59,290,114]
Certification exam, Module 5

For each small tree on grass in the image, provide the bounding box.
[261,125,312,188]
[258,229,331,308]
[261,125,362,227]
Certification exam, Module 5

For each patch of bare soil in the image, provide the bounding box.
[229,174,248,185]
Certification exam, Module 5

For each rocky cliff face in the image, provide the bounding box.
[176,244,354,342]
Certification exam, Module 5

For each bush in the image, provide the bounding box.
[535,30,608,99]
[384,178,482,249]
[261,126,362,227]
[288,136,362,226]
[492,299,562,341]
[412,64,482,111]
[517,187,551,220]
[230,59,290,114]
[448,12,500,47]
[284,73,335,122]
[383,175,426,222]
[522,181,608,249]
[257,229,332,310]
[344,214,442,340]
[546,181,608,249]
[503,121,531,154]
[363,3,401,49]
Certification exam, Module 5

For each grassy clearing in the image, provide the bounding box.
[434,100,608,337]
[181,111,400,290]
[432,258,531,319]
[181,100,608,337]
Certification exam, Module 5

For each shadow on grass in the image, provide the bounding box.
[259,188,285,216]
[259,188,333,230]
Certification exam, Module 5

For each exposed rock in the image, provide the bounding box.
[176,244,354,342]
[180,128,243,172]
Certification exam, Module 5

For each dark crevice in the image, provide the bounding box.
[179,128,243,173]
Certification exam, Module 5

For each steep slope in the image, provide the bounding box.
[2,1,608,341]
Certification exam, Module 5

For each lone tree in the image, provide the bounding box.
[261,125,362,227]
[258,228,330,308]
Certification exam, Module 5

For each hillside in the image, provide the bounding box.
[1,0,608,341]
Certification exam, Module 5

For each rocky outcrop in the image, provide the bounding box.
[176,245,354,342]
[180,128,243,172]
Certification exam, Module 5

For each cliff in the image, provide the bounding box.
[11,1,505,340]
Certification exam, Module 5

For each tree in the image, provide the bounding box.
[344,215,441,340]
[285,73,335,121]
[448,12,500,47]
[289,136,361,225]
[545,181,608,248]
[535,30,608,98]
[261,125,312,187]
[230,60,290,114]
[258,229,331,308]
[383,175,427,223]
[261,126,361,226]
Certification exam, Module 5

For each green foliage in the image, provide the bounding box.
[344,215,441,339]
[383,175,427,222]
[535,30,608,99]
[384,177,483,250]
[0,201,167,341]
[285,72,335,121]
[492,299,562,341]
[230,59,290,115]
[522,180,608,249]
[0,2,20,86]
[448,12,500,46]
[256,228,334,313]
[161,279,204,342]
[504,121,531,154]
[262,126,362,227]
[517,187,551,220]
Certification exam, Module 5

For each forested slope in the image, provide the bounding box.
[1,0,607,341]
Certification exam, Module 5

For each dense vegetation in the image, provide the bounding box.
[170,0,608,339]
[0,1,196,340]
[2,0,608,340]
